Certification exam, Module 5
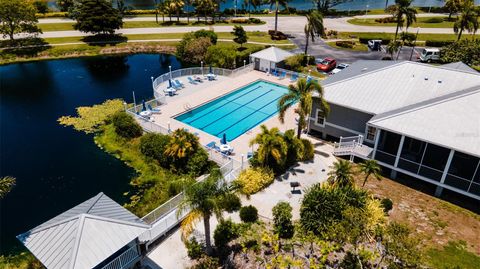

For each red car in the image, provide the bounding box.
[316,58,337,72]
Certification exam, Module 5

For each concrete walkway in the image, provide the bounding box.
[146,139,337,268]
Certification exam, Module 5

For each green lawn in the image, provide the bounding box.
[426,241,480,269]
[337,32,468,41]
[348,16,457,28]
[325,41,369,51]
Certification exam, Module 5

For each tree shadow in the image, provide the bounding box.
[81,34,128,46]
[0,37,51,57]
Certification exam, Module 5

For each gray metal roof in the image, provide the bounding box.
[441,62,478,74]
[249,46,294,63]
[17,193,149,269]
[322,60,399,86]
[320,61,480,114]
[370,87,480,157]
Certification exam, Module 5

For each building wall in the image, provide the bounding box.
[309,99,374,139]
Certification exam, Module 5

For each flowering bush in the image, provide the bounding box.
[234,167,274,196]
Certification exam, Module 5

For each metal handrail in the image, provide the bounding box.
[101,245,139,269]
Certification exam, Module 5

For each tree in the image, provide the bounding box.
[0,0,41,41]
[111,111,143,139]
[178,172,239,255]
[243,0,262,18]
[183,37,212,64]
[386,40,401,59]
[115,0,129,17]
[73,0,123,35]
[445,0,463,20]
[266,0,290,33]
[231,25,248,48]
[58,0,75,12]
[278,78,330,139]
[359,160,382,187]
[376,222,422,268]
[391,0,417,41]
[193,0,216,22]
[164,128,199,166]
[272,201,294,240]
[454,0,479,40]
[441,39,480,66]
[0,176,16,199]
[327,159,355,188]
[205,44,236,68]
[249,125,287,168]
[304,10,325,55]
[168,0,185,22]
[33,1,49,14]
[313,0,350,13]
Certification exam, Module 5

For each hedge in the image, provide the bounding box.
[335,40,355,49]
[425,40,455,47]
[36,12,68,18]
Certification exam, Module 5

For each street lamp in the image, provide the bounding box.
[364,4,369,22]
[243,59,246,67]
[169,65,172,80]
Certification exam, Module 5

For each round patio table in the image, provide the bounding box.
[140,110,152,117]
[219,144,231,153]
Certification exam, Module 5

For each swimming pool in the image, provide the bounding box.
[175,80,289,141]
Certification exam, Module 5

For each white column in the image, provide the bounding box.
[435,149,455,197]
[371,129,381,159]
[390,135,405,179]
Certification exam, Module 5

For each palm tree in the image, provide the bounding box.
[392,0,417,41]
[266,0,291,33]
[0,176,16,199]
[178,172,234,255]
[185,0,191,23]
[454,0,479,40]
[249,125,287,167]
[170,0,185,22]
[164,128,198,159]
[243,0,261,18]
[278,78,330,139]
[304,10,325,55]
[328,160,354,188]
[359,160,382,187]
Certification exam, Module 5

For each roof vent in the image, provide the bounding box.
[361,68,368,72]
[424,77,429,80]
[438,80,442,83]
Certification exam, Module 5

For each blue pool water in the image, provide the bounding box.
[176,80,289,141]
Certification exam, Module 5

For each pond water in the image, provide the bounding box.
[0,54,181,254]
[48,0,479,11]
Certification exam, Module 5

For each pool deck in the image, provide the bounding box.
[150,70,301,163]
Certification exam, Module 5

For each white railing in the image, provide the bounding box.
[101,245,139,269]
[275,67,323,82]
[333,135,373,159]
[126,97,166,115]
[152,64,254,99]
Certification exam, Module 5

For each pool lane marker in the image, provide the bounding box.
[183,85,263,125]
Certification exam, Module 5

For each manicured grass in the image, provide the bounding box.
[348,16,456,28]
[325,41,369,51]
[337,32,468,41]
[426,241,480,269]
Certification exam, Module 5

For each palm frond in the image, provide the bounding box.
[180,209,203,242]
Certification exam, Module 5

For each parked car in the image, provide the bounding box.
[368,40,382,51]
[419,48,440,63]
[316,58,337,72]
[330,63,350,75]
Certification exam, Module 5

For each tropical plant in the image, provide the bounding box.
[193,0,216,22]
[272,201,294,240]
[185,237,204,259]
[327,159,355,188]
[213,218,240,247]
[73,0,123,35]
[111,111,143,139]
[445,0,463,20]
[283,129,305,167]
[304,10,325,55]
[58,99,124,134]
[232,25,248,48]
[266,0,290,33]
[0,176,16,199]
[391,0,417,41]
[139,133,171,165]
[0,0,41,40]
[386,40,401,59]
[183,37,212,64]
[205,44,237,68]
[454,0,479,40]
[278,78,329,139]
[169,0,185,21]
[33,1,49,14]
[243,0,262,17]
[376,222,422,268]
[440,39,480,66]
[313,0,350,13]
[164,128,199,171]
[239,205,259,223]
[178,172,239,254]
[234,167,274,196]
[115,0,129,17]
[359,159,382,187]
[249,125,287,169]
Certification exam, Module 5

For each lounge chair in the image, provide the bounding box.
[289,73,298,82]
[172,80,183,89]
[206,141,216,149]
[278,71,286,80]
[163,87,176,96]
[188,77,198,84]
[148,104,161,113]
[175,79,185,88]
[247,152,254,159]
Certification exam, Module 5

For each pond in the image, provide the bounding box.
[0,54,181,254]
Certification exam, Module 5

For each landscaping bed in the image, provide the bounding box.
[347,16,454,28]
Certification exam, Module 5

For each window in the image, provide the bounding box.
[315,109,325,127]
[366,126,377,141]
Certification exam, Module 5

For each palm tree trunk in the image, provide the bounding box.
[394,20,400,41]
[457,28,463,41]
[362,174,370,187]
[385,0,388,9]
[248,2,251,18]
[204,214,212,255]
[304,33,309,55]
[177,9,180,22]
[274,2,279,33]
[297,119,303,139]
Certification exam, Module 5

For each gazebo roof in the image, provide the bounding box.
[17,193,149,269]
[250,46,294,63]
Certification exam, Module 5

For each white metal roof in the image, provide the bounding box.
[369,87,480,157]
[441,61,478,73]
[249,46,294,63]
[17,193,149,269]
[322,61,480,114]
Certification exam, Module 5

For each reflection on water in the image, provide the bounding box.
[0,54,181,254]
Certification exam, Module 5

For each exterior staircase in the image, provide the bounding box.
[333,135,373,160]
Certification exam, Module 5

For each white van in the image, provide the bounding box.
[419,48,440,63]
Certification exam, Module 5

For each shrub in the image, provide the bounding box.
[239,205,258,223]
[139,133,171,164]
[185,237,203,259]
[284,54,305,72]
[124,9,157,15]
[425,40,455,47]
[381,198,393,214]
[213,219,239,247]
[335,40,355,49]
[183,37,212,65]
[272,201,294,239]
[234,167,274,196]
[205,44,236,68]
[190,256,220,269]
[230,18,249,24]
[111,112,142,139]
[399,32,417,46]
[193,29,217,45]
[326,30,338,38]
[424,17,444,23]
[36,12,68,18]
[186,148,211,177]
[300,184,369,235]
[300,139,314,161]
[268,30,288,40]
[218,193,242,213]
[33,1,48,14]
[248,18,262,24]
[440,39,480,66]
[375,17,402,23]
